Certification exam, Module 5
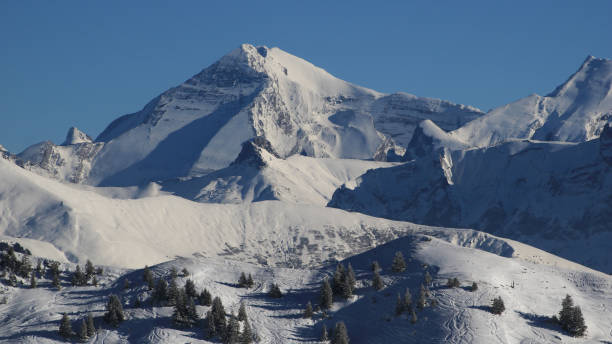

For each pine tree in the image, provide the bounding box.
[168,278,179,305]
[206,310,217,338]
[395,293,404,315]
[371,261,380,272]
[341,276,353,299]
[224,312,240,344]
[410,309,418,324]
[59,313,72,339]
[72,265,86,286]
[246,273,254,288]
[153,277,168,303]
[320,278,333,309]
[471,282,478,292]
[558,295,587,337]
[30,273,37,288]
[104,294,125,326]
[491,296,505,315]
[85,259,95,278]
[199,288,212,306]
[346,263,356,292]
[79,318,88,341]
[403,288,412,311]
[424,271,432,286]
[240,319,253,344]
[304,301,313,318]
[211,297,227,334]
[92,275,98,287]
[123,278,130,290]
[185,279,197,298]
[238,302,248,322]
[143,266,154,290]
[372,270,383,290]
[331,321,349,344]
[391,252,406,273]
[238,272,248,288]
[447,277,460,288]
[268,283,282,298]
[417,284,427,310]
[320,324,329,341]
[181,267,189,277]
[9,272,17,287]
[332,264,345,295]
[86,313,95,337]
[52,272,61,290]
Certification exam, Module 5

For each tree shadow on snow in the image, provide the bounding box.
[516,311,560,332]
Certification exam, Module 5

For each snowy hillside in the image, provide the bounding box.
[329,125,612,273]
[160,137,398,205]
[1,228,609,343]
[449,56,612,148]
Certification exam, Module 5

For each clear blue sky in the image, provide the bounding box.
[1,1,611,152]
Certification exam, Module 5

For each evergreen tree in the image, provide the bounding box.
[395,293,404,315]
[491,296,505,315]
[372,270,383,290]
[224,312,240,344]
[240,319,253,344]
[391,252,406,273]
[371,261,380,272]
[59,313,72,339]
[170,267,178,280]
[206,310,217,338]
[331,321,349,344]
[447,277,460,288]
[36,259,43,275]
[238,272,248,288]
[185,278,197,298]
[211,297,227,334]
[320,324,329,341]
[304,301,313,318]
[30,273,37,288]
[471,282,478,292]
[79,318,88,341]
[104,294,125,326]
[199,288,212,306]
[72,265,86,286]
[246,273,254,288]
[9,272,17,287]
[153,277,168,303]
[268,283,282,298]
[424,271,432,286]
[320,278,333,309]
[417,284,427,310]
[332,264,345,295]
[410,309,418,324]
[341,276,353,299]
[123,278,130,290]
[346,263,356,292]
[403,288,412,311]
[86,313,95,337]
[143,266,154,290]
[85,259,95,278]
[52,272,61,290]
[92,275,98,287]
[168,278,179,305]
[238,302,248,321]
[558,295,587,337]
[181,267,189,277]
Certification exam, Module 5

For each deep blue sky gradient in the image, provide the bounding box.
[1,1,611,152]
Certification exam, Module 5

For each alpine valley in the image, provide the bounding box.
[0,44,610,344]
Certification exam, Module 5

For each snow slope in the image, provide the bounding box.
[1,230,609,343]
[329,125,612,273]
[0,156,426,268]
[450,56,612,148]
[161,137,398,205]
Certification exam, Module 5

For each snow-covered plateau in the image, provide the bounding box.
[1,44,611,343]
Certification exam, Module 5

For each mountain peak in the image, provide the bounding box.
[62,127,93,145]
[547,55,612,98]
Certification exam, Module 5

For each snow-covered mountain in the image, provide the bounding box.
[16,44,483,186]
[329,124,612,273]
[446,56,612,148]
